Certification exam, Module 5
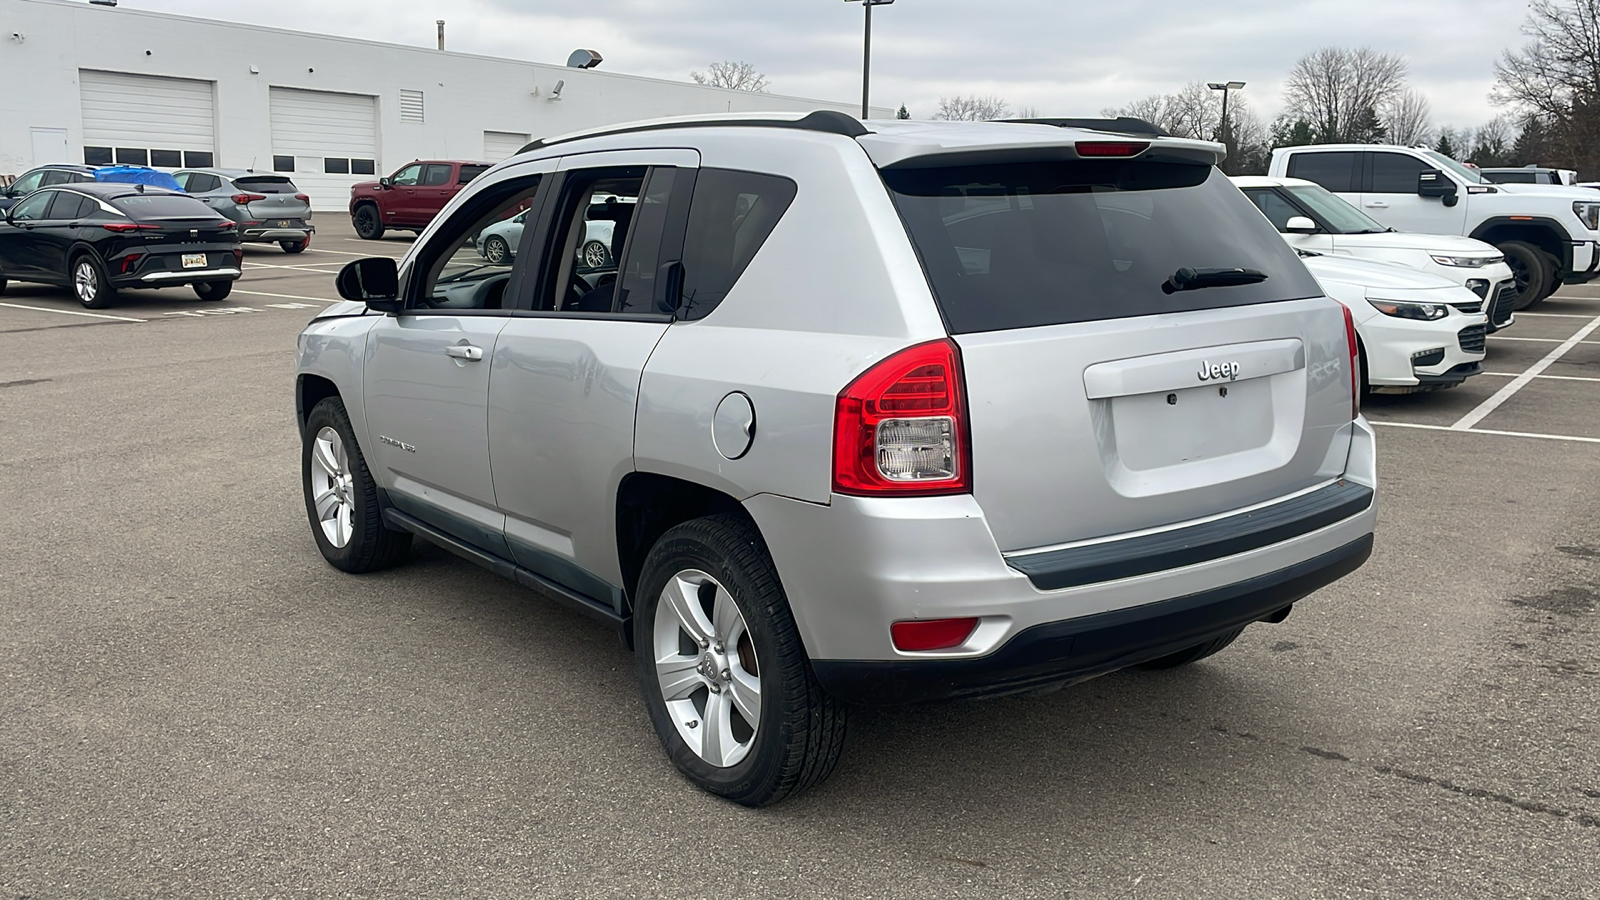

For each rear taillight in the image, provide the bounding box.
[294,193,310,203]
[231,193,267,204]
[217,220,237,230]
[1075,141,1150,158]
[118,253,145,274]
[833,339,971,496]
[891,618,979,652]
[101,222,158,232]
[1343,305,1361,420]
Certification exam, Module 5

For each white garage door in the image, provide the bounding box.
[484,131,530,162]
[80,70,216,170]
[269,87,378,211]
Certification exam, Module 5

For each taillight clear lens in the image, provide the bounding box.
[833,340,971,496]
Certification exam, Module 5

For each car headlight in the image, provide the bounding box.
[1574,201,1600,230]
[1368,298,1450,320]
[1429,254,1502,267]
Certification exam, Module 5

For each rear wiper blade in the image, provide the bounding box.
[1162,266,1268,294]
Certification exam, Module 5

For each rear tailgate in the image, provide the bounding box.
[881,156,1355,553]
[234,176,311,223]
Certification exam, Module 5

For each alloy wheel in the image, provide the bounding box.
[74,261,98,305]
[652,569,762,768]
[308,425,356,548]
[583,241,609,268]
[486,237,509,264]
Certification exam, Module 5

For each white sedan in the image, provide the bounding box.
[1303,254,1488,394]
[476,207,619,267]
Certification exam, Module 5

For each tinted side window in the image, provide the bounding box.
[1286,152,1360,193]
[422,165,453,186]
[46,191,88,219]
[11,191,54,220]
[459,165,489,184]
[1243,189,1305,231]
[41,170,77,187]
[1369,152,1429,193]
[677,168,797,321]
[617,167,679,314]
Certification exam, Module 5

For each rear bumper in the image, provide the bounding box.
[127,267,241,284]
[813,534,1372,704]
[746,419,1378,700]
[242,226,314,242]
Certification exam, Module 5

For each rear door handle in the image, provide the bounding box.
[444,344,484,361]
[1365,200,1389,208]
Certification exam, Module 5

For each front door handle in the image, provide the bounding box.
[1365,200,1389,208]
[444,344,484,361]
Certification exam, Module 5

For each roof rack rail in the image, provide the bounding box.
[517,109,870,155]
[1000,116,1171,138]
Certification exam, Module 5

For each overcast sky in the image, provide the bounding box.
[124,0,1534,130]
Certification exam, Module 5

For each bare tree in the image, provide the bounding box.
[1469,115,1518,165]
[935,95,1011,121]
[1283,47,1408,143]
[690,61,770,92]
[1493,0,1600,171]
[1105,82,1268,173]
[1383,89,1433,147]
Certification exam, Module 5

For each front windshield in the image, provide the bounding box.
[1420,150,1484,184]
[1285,184,1388,234]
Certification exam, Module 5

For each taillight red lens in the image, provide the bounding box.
[833,339,971,496]
[231,193,267,204]
[891,618,980,652]
[294,193,310,203]
[1075,141,1150,158]
[217,220,237,230]
[118,253,144,274]
[1343,304,1361,420]
[101,222,158,232]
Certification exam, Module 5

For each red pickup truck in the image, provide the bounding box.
[349,160,492,239]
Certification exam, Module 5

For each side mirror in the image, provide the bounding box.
[1285,216,1318,234]
[336,257,401,312]
[1417,169,1458,201]
[378,177,393,189]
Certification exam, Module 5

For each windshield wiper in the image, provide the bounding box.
[437,264,496,284]
[1162,266,1268,294]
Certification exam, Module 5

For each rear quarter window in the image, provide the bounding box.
[677,168,798,321]
[883,161,1323,334]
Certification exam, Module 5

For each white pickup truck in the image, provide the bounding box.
[1269,144,1600,307]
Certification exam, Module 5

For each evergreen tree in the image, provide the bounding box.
[896,104,910,120]
[1435,132,1456,158]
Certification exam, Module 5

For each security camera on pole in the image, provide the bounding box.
[845,0,895,120]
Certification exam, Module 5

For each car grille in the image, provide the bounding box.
[1449,301,1483,315]
[1488,281,1518,328]
[1458,324,1487,353]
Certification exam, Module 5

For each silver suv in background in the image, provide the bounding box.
[174,169,313,253]
[296,112,1378,806]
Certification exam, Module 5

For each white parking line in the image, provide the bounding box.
[1482,371,1600,383]
[0,302,146,322]
[1488,336,1600,345]
[1517,312,1595,319]
[305,247,406,259]
[232,290,337,303]
[1452,312,1600,430]
[1375,421,1600,445]
[244,262,343,273]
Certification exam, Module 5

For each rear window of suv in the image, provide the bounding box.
[234,176,300,193]
[883,161,1322,334]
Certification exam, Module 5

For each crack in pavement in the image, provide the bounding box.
[1210,725,1600,828]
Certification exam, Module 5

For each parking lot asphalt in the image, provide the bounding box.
[3,221,1598,899]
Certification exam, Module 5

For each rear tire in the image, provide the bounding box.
[0,274,7,296]
[634,514,847,807]
[1136,627,1246,670]
[280,239,309,254]
[70,253,115,309]
[302,397,412,573]
[483,235,511,264]
[193,280,233,301]
[1501,241,1553,310]
[353,204,385,240]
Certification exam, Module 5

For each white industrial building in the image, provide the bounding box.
[0,0,887,209]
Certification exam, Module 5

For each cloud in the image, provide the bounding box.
[127,0,1533,127]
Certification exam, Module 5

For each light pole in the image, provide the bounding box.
[846,0,895,119]
[1207,81,1246,173]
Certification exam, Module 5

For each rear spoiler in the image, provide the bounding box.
[999,117,1172,138]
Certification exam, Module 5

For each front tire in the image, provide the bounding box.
[302,397,412,573]
[635,515,847,807]
[1501,241,1554,310]
[194,280,233,301]
[352,204,385,240]
[483,235,511,264]
[70,253,116,309]
[581,239,611,268]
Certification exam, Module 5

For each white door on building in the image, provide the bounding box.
[79,70,216,169]
[483,131,530,162]
[269,87,379,212]
[30,128,69,166]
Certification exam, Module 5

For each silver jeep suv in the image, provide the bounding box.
[295,111,1378,806]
